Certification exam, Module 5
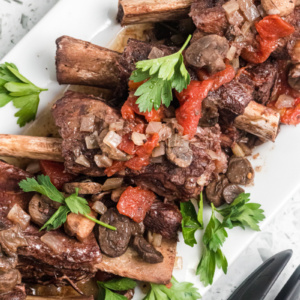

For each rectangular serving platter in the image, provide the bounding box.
[1,0,300,297]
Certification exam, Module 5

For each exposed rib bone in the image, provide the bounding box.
[56,36,121,88]
[117,0,192,25]
[234,101,280,142]
[0,135,63,162]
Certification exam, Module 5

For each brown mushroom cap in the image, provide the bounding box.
[205,175,229,207]
[185,34,229,74]
[226,156,254,185]
[222,184,245,204]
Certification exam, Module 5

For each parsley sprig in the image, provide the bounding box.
[130,35,191,112]
[143,276,201,300]
[0,62,47,127]
[19,175,116,231]
[97,277,137,300]
[180,193,265,286]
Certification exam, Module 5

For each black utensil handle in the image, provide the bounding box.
[228,249,293,300]
[275,265,300,300]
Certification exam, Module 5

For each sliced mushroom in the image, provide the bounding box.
[7,204,31,230]
[111,187,127,202]
[98,208,132,257]
[199,98,219,127]
[226,156,254,185]
[0,226,28,256]
[205,175,229,207]
[222,184,245,204]
[29,194,56,227]
[0,249,17,272]
[132,236,164,264]
[63,181,102,194]
[185,34,229,74]
[288,63,300,91]
[0,269,22,294]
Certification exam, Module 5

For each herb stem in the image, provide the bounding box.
[178,34,192,54]
[84,214,116,231]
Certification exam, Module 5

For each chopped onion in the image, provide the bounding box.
[92,201,107,215]
[147,231,154,244]
[26,161,41,174]
[152,233,162,247]
[266,8,280,15]
[73,146,81,158]
[41,232,66,254]
[94,154,113,168]
[148,47,165,59]
[232,57,240,70]
[75,155,91,167]
[206,149,219,160]
[238,142,252,156]
[131,132,147,146]
[152,142,165,157]
[231,142,245,157]
[80,115,95,132]
[102,178,124,191]
[223,0,239,15]
[109,120,124,131]
[111,187,127,202]
[91,192,110,202]
[226,45,237,61]
[146,122,163,134]
[85,131,99,149]
[241,21,252,36]
[197,174,210,186]
[103,131,122,148]
[227,10,244,26]
[158,125,172,141]
[275,94,296,109]
[257,4,266,17]
[7,204,31,230]
[237,0,260,21]
[174,256,183,270]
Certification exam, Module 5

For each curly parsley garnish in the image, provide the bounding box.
[19,175,116,231]
[130,35,191,112]
[0,62,47,127]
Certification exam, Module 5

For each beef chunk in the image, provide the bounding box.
[52,91,121,176]
[128,125,225,201]
[132,236,164,264]
[119,39,176,82]
[0,161,102,285]
[143,202,182,239]
[189,1,228,36]
[0,284,26,300]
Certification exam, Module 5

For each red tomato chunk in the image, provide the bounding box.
[117,186,156,223]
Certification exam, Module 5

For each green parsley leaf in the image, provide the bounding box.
[0,62,47,127]
[143,277,201,300]
[100,278,137,291]
[217,193,265,231]
[180,201,201,247]
[97,278,136,300]
[130,35,191,112]
[19,175,65,203]
[65,188,91,215]
[19,175,116,231]
[40,205,70,231]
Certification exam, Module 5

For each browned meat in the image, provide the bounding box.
[52,91,121,177]
[119,39,176,82]
[128,125,226,201]
[143,202,182,239]
[132,236,164,264]
[189,1,228,36]
[0,161,102,285]
[0,284,26,300]
[199,98,219,127]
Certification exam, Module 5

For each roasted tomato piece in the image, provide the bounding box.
[175,80,213,139]
[118,134,136,155]
[104,161,125,177]
[117,186,156,223]
[281,98,300,125]
[125,156,150,171]
[136,133,159,157]
[121,96,165,122]
[39,160,76,190]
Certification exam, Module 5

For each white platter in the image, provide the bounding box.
[1,0,300,298]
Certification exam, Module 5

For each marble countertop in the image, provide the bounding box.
[1,1,300,299]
